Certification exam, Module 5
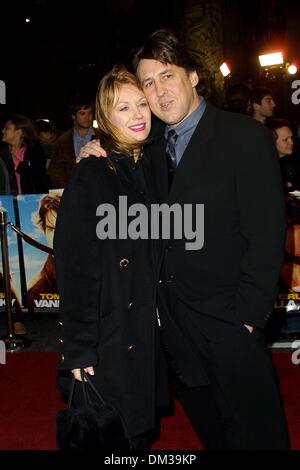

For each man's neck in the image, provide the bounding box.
[253,113,266,125]
[74,126,91,137]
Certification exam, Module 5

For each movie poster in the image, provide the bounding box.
[274,191,300,332]
[0,195,22,314]
[17,192,61,314]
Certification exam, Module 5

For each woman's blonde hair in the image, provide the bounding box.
[95,64,149,156]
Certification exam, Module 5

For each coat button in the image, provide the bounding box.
[167,274,175,283]
[60,354,65,363]
[158,279,163,284]
[120,258,129,268]
[127,345,135,352]
[58,321,63,326]
[58,338,63,344]
[128,301,134,310]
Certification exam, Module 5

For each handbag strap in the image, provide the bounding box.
[67,371,89,408]
[80,369,89,406]
[67,369,106,408]
[81,370,106,406]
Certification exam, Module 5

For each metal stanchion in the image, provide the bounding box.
[0,210,24,352]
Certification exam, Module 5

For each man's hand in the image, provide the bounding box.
[244,324,254,333]
[76,139,107,163]
[72,366,94,381]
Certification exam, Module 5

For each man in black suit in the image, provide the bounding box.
[79,29,289,449]
[131,29,289,450]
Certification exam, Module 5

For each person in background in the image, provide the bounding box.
[36,119,58,169]
[48,95,94,189]
[270,119,300,192]
[0,113,49,334]
[249,87,276,124]
[0,114,49,195]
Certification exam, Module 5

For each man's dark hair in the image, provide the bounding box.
[249,87,273,106]
[132,28,209,97]
[69,94,94,116]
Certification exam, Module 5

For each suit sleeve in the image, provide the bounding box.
[236,123,286,328]
[54,162,101,370]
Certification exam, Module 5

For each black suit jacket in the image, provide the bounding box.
[144,103,286,334]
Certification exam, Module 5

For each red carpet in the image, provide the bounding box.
[0,351,298,450]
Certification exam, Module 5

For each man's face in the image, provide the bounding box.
[137,59,200,127]
[276,126,293,157]
[73,107,93,129]
[259,95,276,118]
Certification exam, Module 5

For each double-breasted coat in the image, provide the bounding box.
[54,155,167,439]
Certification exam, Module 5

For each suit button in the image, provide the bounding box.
[127,345,135,352]
[167,274,175,283]
[120,258,129,268]
[128,301,134,310]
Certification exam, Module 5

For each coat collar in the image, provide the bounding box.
[110,153,150,203]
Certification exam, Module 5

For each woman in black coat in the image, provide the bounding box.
[0,114,49,195]
[54,65,168,449]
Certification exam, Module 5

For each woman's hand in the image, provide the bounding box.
[76,139,107,163]
[71,366,95,382]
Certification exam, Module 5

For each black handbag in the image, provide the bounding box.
[56,370,131,450]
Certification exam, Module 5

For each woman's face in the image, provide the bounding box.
[2,120,22,146]
[276,126,293,157]
[109,83,151,143]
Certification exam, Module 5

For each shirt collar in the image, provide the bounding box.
[73,127,95,140]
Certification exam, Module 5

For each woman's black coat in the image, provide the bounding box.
[54,155,167,439]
